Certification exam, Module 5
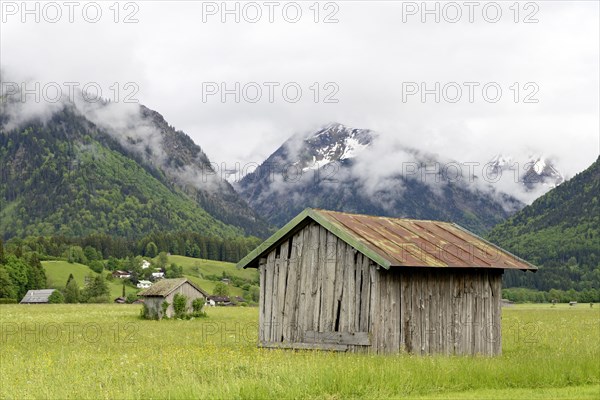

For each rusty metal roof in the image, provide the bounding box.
[237,208,537,271]
[138,278,208,297]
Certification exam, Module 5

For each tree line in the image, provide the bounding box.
[4,232,261,264]
[0,240,47,302]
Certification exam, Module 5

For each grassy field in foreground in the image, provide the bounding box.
[0,305,598,399]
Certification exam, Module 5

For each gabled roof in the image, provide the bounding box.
[20,289,56,303]
[236,208,537,271]
[138,278,208,297]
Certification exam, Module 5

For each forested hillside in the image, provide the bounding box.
[0,105,269,240]
[488,156,600,293]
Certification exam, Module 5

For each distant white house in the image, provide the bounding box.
[112,270,132,279]
[137,280,152,289]
[141,260,151,269]
[152,271,165,279]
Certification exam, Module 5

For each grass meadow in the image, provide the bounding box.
[0,304,598,399]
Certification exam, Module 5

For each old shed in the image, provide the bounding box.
[138,278,207,319]
[237,208,536,355]
[20,289,57,304]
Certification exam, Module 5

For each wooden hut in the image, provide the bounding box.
[20,289,57,304]
[138,278,207,319]
[237,208,536,355]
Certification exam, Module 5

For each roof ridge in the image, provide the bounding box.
[236,208,537,271]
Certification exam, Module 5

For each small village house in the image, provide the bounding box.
[20,289,57,304]
[138,278,208,319]
[137,280,152,289]
[112,270,132,279]
[207,295,233,306]
[152,270,165,279]
[237,208,537,355]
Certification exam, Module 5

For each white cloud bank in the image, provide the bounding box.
[1,1,598,200]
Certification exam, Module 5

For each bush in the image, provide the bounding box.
[192,298,205,312]
[213,282,230,297]
[64,278,80,303]
[0,298,17,304]
[172,294,187,319]
[126,293,138,304]
[48,290,64,304]
[161,300,170,318]
[89,261,104,274]
[86,295,110,304]
[190,298,207,317]
[140,303,152,319]
[81,275,109,302]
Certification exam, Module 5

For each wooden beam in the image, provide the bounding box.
[259,341,349,352]
[303,331,371,346]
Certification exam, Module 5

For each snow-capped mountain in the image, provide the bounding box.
[236,123,523,234]
[297,123,374,169]
[490,154,565,191]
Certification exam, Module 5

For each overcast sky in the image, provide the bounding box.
[2,0,599,179]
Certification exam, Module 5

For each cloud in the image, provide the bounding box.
[1,1,598,197]
[1,78,228,195]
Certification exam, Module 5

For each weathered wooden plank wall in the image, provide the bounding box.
[374,268,502,356]
[258,222,373,349]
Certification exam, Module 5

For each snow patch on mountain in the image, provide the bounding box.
[490,153,565,191]
[287,122,375,169]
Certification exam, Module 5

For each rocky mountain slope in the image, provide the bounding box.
[237,123,523,234]
[0,99,271,239]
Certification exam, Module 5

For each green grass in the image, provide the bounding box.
[184,275,244,297]
[43,260,96,288]
[0,304,598,399]
[167,255,258,281]
[167,255,258,297]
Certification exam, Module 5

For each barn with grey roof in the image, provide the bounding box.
[138,278,208,319]
[20,289,57,304]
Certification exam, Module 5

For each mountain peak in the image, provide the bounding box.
[238,124,524,234]
[490,153,564,191]
[293,123,374,167]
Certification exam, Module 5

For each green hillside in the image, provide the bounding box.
[42,255,256,299]
[487,156,600,292]
[185,276,244,298]
[0,108,245,239]
[42,261,137,299]
[165,255,257,298]
[166,255,257,281]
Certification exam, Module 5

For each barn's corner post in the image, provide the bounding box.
[258,257,267,345]
[494,268,503,356]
